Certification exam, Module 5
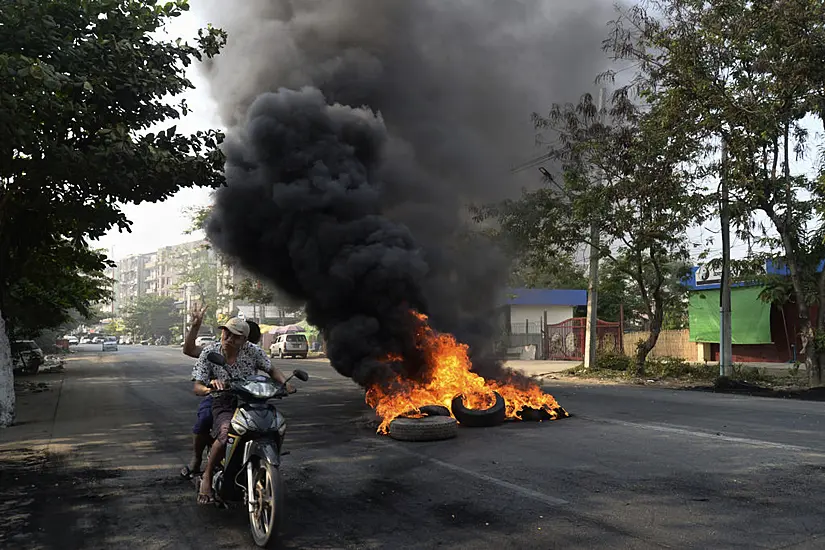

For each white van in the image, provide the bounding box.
[270,333,309,359]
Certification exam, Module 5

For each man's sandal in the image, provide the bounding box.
[197,491,215,505]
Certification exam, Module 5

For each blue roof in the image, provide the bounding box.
[683,266,755,291]
[684,259,825,291]
[504,288,588,307]
[765,258,825,275]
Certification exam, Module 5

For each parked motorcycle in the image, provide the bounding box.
[197,351,309,548]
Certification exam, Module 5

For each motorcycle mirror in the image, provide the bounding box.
[206,351,226,366]
[293,369,309,382]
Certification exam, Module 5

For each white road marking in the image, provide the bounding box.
[381,441,569,507]
[589,417,821,453]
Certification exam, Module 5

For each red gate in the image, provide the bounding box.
[544,318,623,361]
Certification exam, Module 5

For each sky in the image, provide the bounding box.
[90,7,218,260]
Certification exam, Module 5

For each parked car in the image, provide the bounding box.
[11,340,45,375]
[195,335,216,347]
[79,337,91,344]
[102,336,118,352]
[64,335,79,346]
[270,333,309,359]
[91,336,103,344]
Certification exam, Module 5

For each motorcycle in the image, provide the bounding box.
[197,351,309,548]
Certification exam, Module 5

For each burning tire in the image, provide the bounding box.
[450,392,506,428]
[417,405,451,417]
[519,406,570,421]
[388,416,458,442]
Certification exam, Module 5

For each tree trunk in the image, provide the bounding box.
[799,319,823,387]
[0,309,16,426]
[633,325,661,377]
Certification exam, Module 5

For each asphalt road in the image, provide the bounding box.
[4,344,825,549]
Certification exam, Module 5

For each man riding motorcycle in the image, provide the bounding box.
[180,307,263,480]
[191,317,293,505]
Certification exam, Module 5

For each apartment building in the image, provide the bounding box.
[105,239,213,313]
[156,240,214,299]
[104,239,299,320]
[216,260,302,321]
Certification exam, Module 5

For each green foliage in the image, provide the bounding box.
[508,252,587,290]
[569,354,716,381]
[476,89,702,374]
[184,204,214,235]
[122,295,180,340]
[233,278,276,305]
[174,246,227,313]
[596,351,633,372]
[645,357,715,380]
[4,242,111,338]
[605,0,825,382]
[0,0,226,340]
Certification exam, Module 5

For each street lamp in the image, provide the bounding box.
[538,166,555,183]
[174,298,185,343]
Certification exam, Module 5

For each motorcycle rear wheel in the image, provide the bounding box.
[249,460,284,548]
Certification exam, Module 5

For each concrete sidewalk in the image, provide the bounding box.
[504,359,578,377]
[0,369,65,450]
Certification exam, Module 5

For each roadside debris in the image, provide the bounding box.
[42,356,66,373]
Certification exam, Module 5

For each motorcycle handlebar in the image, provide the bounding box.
[207,378,296,397]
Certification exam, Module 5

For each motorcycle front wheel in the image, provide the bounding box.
[249,460,284,548]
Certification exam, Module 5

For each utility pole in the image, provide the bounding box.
[584,87,606,370]
[719,139,732,377]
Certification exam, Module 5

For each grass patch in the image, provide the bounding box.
[645,357,717,381]
[564,353,807,387]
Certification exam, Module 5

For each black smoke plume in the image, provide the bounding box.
[202,1,616,383]
[207,88,438,385]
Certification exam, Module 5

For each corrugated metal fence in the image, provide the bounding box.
[508,321,544,349]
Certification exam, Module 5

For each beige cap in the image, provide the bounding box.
[219,317,250,338]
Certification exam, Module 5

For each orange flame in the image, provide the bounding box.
[365,311,567,434]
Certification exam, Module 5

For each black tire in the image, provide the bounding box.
[278,350,284,359]
[519,407,551,422]
[248,460,284,548]
[26,362,40,375]
[418,405,451,417]
[388,416,458,442]
[451,392,506,428]
[520,406,570,421]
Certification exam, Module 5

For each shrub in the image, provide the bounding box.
[645,356,716,380]
[596,351,633,372]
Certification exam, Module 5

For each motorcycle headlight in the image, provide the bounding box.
[239,380,279,399]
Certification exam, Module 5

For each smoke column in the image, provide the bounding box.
[201,1,615,383]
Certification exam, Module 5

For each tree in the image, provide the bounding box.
[508,250,588,290]
[122,295,180,341]
[477,91,702,375]
[596,258,690,330]
[184,204,214,236]
[232,278,275,322]
[185,204,306,322]
[597,260,643,327]
[4,242,111,338]
[0,0,227,425]
[605,0,825,383]
[174,245,227,317]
